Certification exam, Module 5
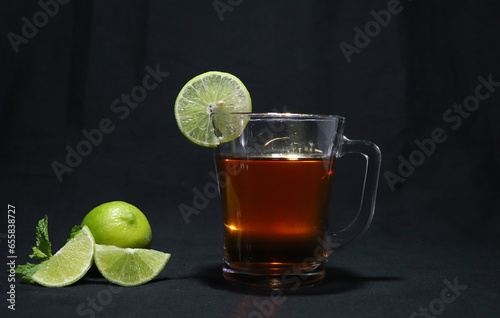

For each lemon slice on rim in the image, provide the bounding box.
[174,71,252,147]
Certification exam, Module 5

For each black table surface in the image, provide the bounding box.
[2,153,499,318]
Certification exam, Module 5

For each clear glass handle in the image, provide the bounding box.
[328,136,382,252]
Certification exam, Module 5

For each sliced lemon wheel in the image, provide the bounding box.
[174,71,251,147]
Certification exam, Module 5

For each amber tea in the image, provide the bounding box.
[216,156,336,275]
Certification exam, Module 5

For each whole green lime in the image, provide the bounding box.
[81,201,152,249]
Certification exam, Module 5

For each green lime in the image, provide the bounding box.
[32,226,95,287]
[81,201,152,249]
[174,71,252,147]
[94,244,171,287]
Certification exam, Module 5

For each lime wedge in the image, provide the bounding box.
[32,226,95,287]
[174,71,251,147]
[94,244,171,287]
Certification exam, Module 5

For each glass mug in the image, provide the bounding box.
[213,113,381,289]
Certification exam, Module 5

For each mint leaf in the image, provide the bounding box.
[13,216,53,284]
[29,215,52,259]
[68,225,83,241]
[30,247,49,259]
[15,262,46,284]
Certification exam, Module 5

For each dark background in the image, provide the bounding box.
[1,0,499,317]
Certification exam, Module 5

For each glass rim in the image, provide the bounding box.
[213,112,346,121]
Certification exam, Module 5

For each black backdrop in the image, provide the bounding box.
[1,1,499,317]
